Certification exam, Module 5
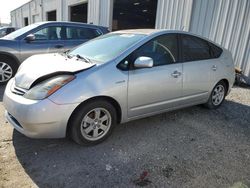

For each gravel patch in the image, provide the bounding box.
[0,86,249,188]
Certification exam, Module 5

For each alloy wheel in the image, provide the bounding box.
[212,84,225,106]
[80,108,112,141]
[0,62,13,83]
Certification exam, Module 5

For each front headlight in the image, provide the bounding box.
[24,75,75,100]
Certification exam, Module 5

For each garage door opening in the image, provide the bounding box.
[112,0,158,31]
[47,10,57,21]
[24,17,29,26]
[70,3,88,23]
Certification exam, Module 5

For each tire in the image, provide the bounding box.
[69,100,117,145]
[0,56,18,85]
[204,81,227,109]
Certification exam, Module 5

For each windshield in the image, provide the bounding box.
[3,23,41,40]
[69,33,146,63]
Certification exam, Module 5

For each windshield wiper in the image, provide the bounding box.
[60,50,73,59]
[76,54,92,63]
[61,52,92,63]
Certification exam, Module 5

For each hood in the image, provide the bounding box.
[15,53,95,89]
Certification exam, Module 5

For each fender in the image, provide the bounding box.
[0,51,21,65]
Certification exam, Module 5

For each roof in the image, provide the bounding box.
[113,29,195,35]
[26,21,107,29]
[112,29,223,48]
[113,29,162,35]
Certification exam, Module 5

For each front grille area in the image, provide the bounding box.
[11,84,27,96]
[8,112,23,128]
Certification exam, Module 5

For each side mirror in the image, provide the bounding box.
[25,34,35,42]
[134,56,153,68]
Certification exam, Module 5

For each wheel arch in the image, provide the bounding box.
[0,51,20,67]
[211,78,229,95]
[220,78,229,95]
[66,95,122,137]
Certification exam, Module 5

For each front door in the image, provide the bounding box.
[127,34,183,118]
[19,26,65,62]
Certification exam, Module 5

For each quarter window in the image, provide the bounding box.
[209,42,223,58]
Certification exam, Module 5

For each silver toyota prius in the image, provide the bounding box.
[3,30,235,145]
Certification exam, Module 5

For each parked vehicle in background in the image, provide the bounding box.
[0,27,18,38]
[3,30,235,145]
[0,21,109,84]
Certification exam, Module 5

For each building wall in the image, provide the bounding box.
[155,0,193,31]
[30,0,42,22]
[189,0,250,77]
[99,0,113,29]
[10,0,250,77]
[42,0,60,20]
[63,0,88,21]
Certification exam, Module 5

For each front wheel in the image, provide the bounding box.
[0,58,18,85]
[204,81,227,109]
[70,100,117,145]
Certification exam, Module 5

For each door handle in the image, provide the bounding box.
[55,44,64,49]
[212,65,217,71]
[171,70,182,78]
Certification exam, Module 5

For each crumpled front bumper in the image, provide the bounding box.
[3,78,79,138]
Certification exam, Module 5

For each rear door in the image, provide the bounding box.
[63,26,103,51]
[180,34,216,103]
[127,34,183,118]
[19,25,65,62]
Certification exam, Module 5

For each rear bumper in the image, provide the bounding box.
[3,78,79,138]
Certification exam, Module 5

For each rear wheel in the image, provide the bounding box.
[0,57,18,85]
[70,100,117,145]
[204,81,227,109]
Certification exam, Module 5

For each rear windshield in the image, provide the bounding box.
[69,33,146,63]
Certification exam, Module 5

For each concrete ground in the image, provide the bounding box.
[0,85,249,188]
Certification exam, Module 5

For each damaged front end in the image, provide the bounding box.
[10,53,96,100]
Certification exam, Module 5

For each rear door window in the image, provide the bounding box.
[65,27,102,40]
[181,34,212,62]
[6,28,12,34]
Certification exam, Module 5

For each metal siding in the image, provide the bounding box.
[189,0,250,77]
[99,0,113,28]
[88,0,100,24]
[155,0,193,31]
